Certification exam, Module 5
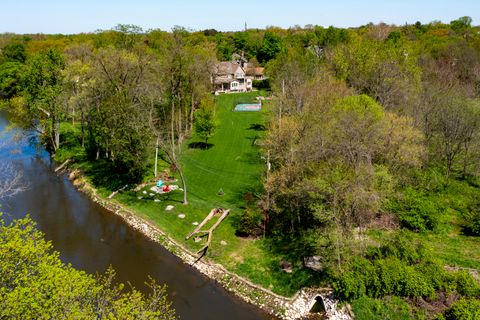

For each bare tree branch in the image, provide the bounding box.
[0,139,28,200]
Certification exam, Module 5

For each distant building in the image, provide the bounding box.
[212,55,265,93]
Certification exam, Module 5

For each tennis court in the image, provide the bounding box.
[234,103,262,112]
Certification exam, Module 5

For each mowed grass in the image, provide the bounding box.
[99,92,320,296]
[181,92,266,207]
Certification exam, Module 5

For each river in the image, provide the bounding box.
[0,110,270,320]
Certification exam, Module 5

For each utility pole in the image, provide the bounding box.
[264,150,271,238]
[154,136,159,178]
[244,22,247,31]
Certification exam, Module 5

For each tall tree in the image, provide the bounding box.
[23,48,65,151]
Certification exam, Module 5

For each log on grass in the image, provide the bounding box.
[54,159,71,173]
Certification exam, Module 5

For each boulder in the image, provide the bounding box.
[303,256,323,271]
[280,260,293,273]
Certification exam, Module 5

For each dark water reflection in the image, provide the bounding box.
[0,111,270,320]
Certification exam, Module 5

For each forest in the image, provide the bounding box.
[1,16,480,319]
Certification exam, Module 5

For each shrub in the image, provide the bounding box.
[252,79,270,90]
[444,299,480,320]
[236,208,263,237]
[352,296,413,320]
[385,188,443,232]
[333,270,367,300]
[463,210,480,236]
[454,271,480,297]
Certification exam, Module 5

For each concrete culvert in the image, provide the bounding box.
[309,295,326,314]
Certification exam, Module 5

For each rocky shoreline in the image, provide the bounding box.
[67,169,352,320]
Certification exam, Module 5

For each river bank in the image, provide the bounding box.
[65,168,352,320]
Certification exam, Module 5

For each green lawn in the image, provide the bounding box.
[69,92,319,296]
[181,92,266,208]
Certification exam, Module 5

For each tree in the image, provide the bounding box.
[0,42,26,63]
[194,100,217,145]
[84,47,156,181]
[0,216,176,319]
[262,69,424,268]
[429,92,480,178]
[257,31,283,63]
[22,48,66,151]
[450,16,472,33]
[0,61,24,99]
[328,34,421,111]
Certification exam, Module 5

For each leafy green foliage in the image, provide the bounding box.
[257,31,283,63]
[0,61,24,99]
[351,296,414,320]
[236,208,263,237]
[463,210,480,236]
[313,26,349,47]
[0,216,176,319]
[450,16,472,33]
[194,102,217,145]
[333,235,479,302]
[385,188,443,232]
[444,299,480,320]
[1,42,27,63]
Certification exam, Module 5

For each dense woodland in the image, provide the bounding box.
[1,17,480,319]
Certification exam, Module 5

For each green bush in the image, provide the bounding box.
[455,270,480,297]
[385,188,443,232]
[333,236,476,302]
[352,296,414,320]
[444,299,480,320]
[252,79,270,90]
[236,208,263,237]
[333,270,367,300]
[463,210,480,236]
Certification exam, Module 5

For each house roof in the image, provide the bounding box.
[215,62,242,76]
[245,67,264,76]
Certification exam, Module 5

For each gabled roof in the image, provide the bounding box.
[215,62,243,76]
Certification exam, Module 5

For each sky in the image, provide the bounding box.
[0,0,479,34]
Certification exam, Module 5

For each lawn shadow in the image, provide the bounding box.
[248,123,266,131]
[84,159,135,191]
[188,142,214,150]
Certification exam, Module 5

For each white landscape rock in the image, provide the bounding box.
[137,196,143,199]
[149,193,155,197]
[154,199,161,202]
[220,240,227,246]
[192,221,199,225]
[165,205,174,211]
[178,214,186,219]
[142,190,147,194]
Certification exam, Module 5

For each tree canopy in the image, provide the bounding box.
[0,216,176,319]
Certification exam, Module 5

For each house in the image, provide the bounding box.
[212,56,266,93]
[213,61,252,93]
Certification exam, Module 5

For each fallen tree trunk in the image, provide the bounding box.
[186,208,219,239]
[54,159,71,173]
[186,208,230,260]
[107,185,128,199]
